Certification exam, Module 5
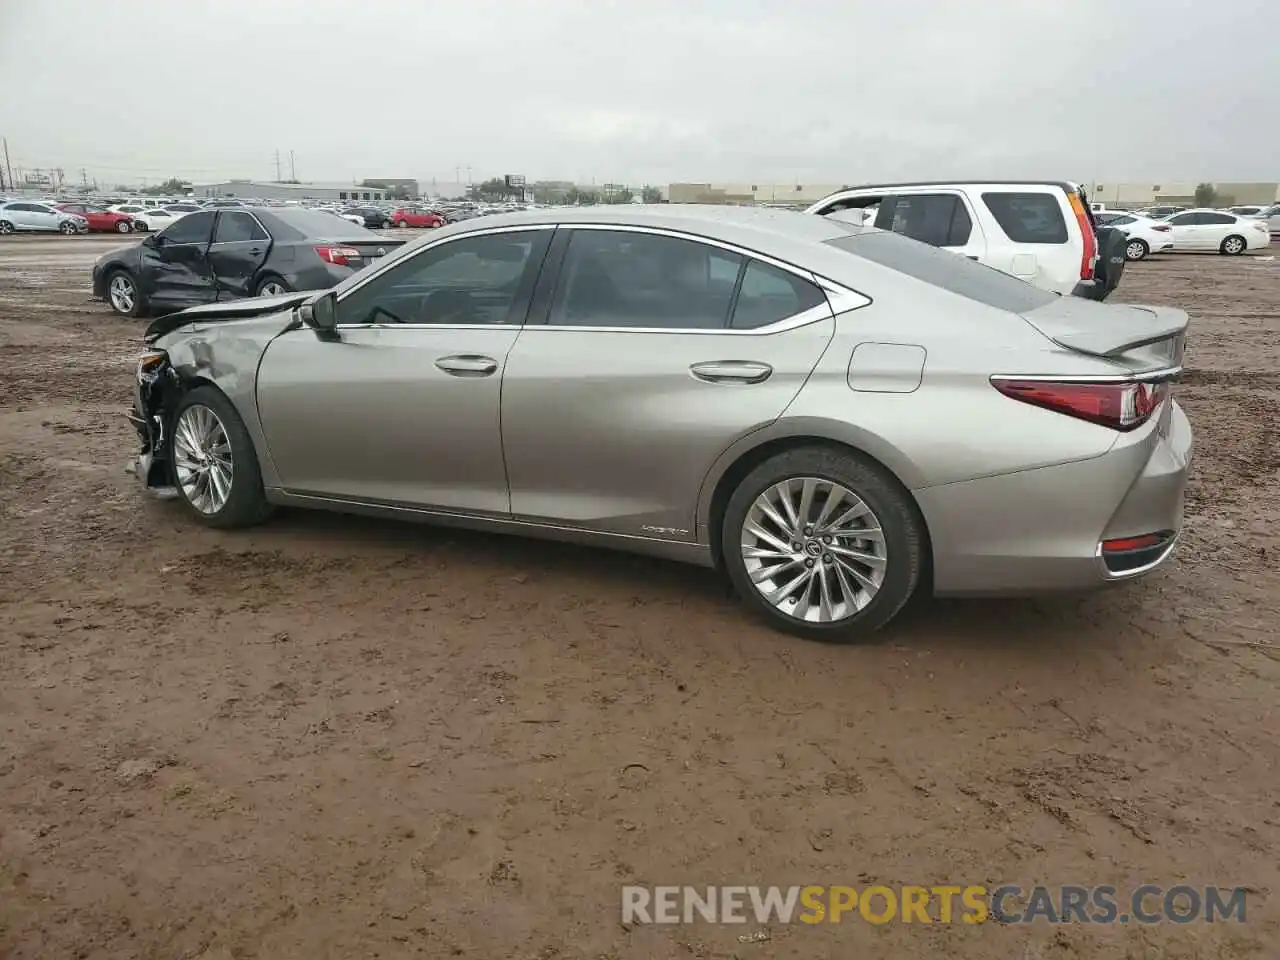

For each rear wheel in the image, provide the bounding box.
[169,386,273,529]
[1125,238,1149,261]
[721,446,924,642]
[1220,234,1246,255]
[255,274,291,297]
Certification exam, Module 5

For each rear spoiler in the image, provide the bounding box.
[1021,302,1188,360]
[143,292,311,341]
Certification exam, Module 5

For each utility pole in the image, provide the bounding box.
[274,149,282,182]
[80,167,89,189]
[289,150,296,181]
[466,165,472,186]
[1,138,11,193]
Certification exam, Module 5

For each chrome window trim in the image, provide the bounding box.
[207,210,270,246]
[332,220,871,334]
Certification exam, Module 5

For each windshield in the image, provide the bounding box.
[825,230,1058,313]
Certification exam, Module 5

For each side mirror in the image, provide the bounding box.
[300,291,339,340]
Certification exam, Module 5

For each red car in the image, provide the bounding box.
[55,202,134,234]
[390,207,444,229]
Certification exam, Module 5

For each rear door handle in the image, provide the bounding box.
[690,361,773,384]
[435,354,499,377]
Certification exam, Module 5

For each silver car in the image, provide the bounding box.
[128,206,1192,641]
[0,200,88,234]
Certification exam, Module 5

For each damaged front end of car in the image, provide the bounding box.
[125,348,181,498]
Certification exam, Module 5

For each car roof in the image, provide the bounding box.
[432,203,866,244]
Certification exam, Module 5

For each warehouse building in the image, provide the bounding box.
[667,183,845,205]
[1088,182,1280,207]
[191,180,391,202]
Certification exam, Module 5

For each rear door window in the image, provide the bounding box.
[874,193,972,247]
[825,230,1057,313]
[981,192,1069,243]
[1200,212,1235,225]
[547,229,743,330]
[214,211,268,243]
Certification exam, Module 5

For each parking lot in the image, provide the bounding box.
[1,235,1277,958]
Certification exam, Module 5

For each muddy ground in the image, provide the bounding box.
[1,234,1277,959]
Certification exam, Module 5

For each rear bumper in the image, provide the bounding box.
[1071,278,1111,301]
[917,400,1192,596]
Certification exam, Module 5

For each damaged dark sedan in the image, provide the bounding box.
[93,206,402,317]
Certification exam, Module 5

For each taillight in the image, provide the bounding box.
[990,378,1168,431]
[1068,193,1097,280]
[314,245,362,266]
[1152,223,1171,232]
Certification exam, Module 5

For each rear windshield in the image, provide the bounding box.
[981,192,1069,244]
[260,208,376,240]
[825,230,1059,313]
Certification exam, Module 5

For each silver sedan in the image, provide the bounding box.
[127,206,1192,641]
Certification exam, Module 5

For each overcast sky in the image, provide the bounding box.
[2,0,1277,188]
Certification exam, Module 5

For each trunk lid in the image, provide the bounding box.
[314,237,404,270]
[1021,295,1187,372]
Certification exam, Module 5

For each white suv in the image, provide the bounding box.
[805,181,1121,300]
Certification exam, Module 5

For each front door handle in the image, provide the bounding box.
[435,354,499,377]
[690,360,773,384]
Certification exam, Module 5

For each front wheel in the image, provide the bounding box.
[721,446,924,642]
[1220,234,1246,255]
[116,220,133,233]
[106,270,145,318]
[398,219,409,228]
[169,386,273,529]
[0,220,13,235]
[59,221,77,235]
[1125,238,1149,261]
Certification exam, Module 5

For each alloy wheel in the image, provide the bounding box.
[173,404,233,515]
[740,477,888,623]
[259,281,286,297]
[0,221,12,235]
[60,221,76,235]
[1224,237,1244,254]
[1126,240,1146,260]
[108,274,135,313]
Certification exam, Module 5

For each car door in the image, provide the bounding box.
[255,226,553,514]
[1164,211,1203,249]
[500,226,836,540]
[1198,211,1238,249]
[207,210,271,300]
[139,210,217,306]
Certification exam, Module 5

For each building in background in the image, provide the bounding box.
[191,180,388,202]
[361,178,419,199]
[1088,182,1280,207]
[667,183,845,205]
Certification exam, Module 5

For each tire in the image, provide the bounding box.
[1220,234,1246,256]
[59,221,77,235]
[1124,238,1149,261]
[0,220,12,235]
[382,221,392,230]
[116,220,132,233]
[105,269,145,318]
[721,446,924,643]
[254,274,291,297]
[168,385,273,529]
[398,219,409,228]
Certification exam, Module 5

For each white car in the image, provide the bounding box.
[806,180,1119,300]
[1161,208,1272,255]
[113,206,179,233]
[0,200,89,234]
[163,203,203,217]
[1094,211,1175,260]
